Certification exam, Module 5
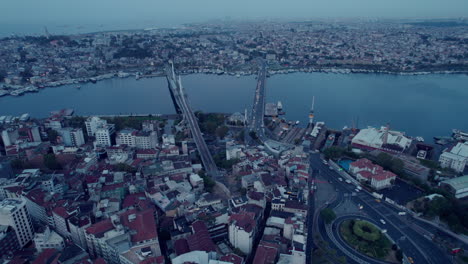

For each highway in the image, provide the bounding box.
[310,153,453,264]
[165,64,220,178]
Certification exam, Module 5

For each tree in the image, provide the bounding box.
[320,208,336,224]
[47,129,59,144]
[215,125,229,139]
[11,159,25,170]
[0,69,7,82]
[44,153,61,170]
[323,146,344,160]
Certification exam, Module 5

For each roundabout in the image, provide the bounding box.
[322,214,400,264]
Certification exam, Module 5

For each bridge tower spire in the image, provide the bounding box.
[309,96,315,125]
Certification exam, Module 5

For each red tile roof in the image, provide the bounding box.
[85,219,114,237]
[229,212,256,233]
[252,244,278,264]
[220,254,244,264]
[174,238,190,256]
[32,248,60,264]
[120,208,158,243]
[186,220,217,253]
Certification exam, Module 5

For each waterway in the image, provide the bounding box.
[0,72,467,140]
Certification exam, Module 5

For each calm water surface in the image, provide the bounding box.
[0,73,467,139]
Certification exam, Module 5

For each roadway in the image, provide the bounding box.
[250,60,268,142]
[165,64,220,178]
[310,153,453,264]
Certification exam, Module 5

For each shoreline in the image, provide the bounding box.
[1,67,467,98]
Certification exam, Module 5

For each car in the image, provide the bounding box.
[345,179,352,184]
[398,212,407,216]
[380,219,386,225]
[381,229,387,234]
[375,199,381,203]
[408,257,414,264]
[329,166,334,170]
[357,186,362,190]
[358,204,363,210]
[338,178,343,182]
[355,188,360,192]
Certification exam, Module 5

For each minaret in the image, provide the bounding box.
[309,96,315,125]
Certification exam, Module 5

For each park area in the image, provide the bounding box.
[340,219,402,263]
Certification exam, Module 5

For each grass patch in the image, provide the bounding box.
[340,220,392,260]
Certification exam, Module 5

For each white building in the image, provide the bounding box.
[116,130,158,149]
[1,129,18,147]
[85,116,108,136]
[229,213,256,254]
[116,129,137,146]
[58,127,85,147]
[439,142,468,173]
[0,198,35,248]
[441,175,468,199]
[34,226,65,252]
[351,126,412,154]
[95,125,115,147]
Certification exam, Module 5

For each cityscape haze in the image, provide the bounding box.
[1,1,468,264]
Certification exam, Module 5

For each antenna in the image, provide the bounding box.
[311,96,315,111]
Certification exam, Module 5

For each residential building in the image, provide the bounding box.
[349,158,396,190]
[58,127,85,147]
[0,198,35,248]
[229,212,256,254]
[0,225,20,257]
[33,226,65,252]
[95,125,115,147]
[85,116,108,136]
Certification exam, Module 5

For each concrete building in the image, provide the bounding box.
[351,126,412,154]
[135,131,158,149]
[85,116,108,136]
[0,225,20,257]
[441,175,468,199]
[33,226,65,252]
[1,129,19,147]
[0,198,35,248]
[229,213,256,255]
[95,125,115,147]
[439,142,468,173]
[58,127,85,147]
[116,129,137,147]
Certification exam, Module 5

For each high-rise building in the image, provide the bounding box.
[58,127,85,147]
[95,125,115,147]
[85,116,108,136]
[0,198,35,248]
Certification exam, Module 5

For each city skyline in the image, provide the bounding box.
[1,0,468,26]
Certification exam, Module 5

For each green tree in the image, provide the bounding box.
[216,125,229,139]
[47,129,59,144]
[11,159,25,170]
[320,208,336,224]
[323,146,344,160]
[44,153,61,170]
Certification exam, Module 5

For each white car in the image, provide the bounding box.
[380,219,386,225]
[338,178,343,182]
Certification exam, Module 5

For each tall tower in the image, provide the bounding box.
[309,96,315,125]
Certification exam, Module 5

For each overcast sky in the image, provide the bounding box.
[1,0,467,25]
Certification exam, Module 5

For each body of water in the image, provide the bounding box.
[0,72,467,140]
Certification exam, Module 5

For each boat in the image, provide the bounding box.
[236,74,240,78]
[76,85,81,90]
[452,129,468,141]
[89,78,97,84]
[322,134,336,150]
